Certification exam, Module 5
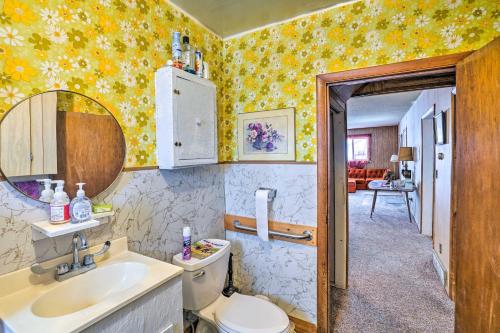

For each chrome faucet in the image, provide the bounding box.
[30,232,111,282]
[71,231,88,270]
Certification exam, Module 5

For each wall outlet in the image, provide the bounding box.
[159,324,173,333]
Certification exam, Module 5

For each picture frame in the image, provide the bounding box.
[237,108,295,161]
[434,110,447,145]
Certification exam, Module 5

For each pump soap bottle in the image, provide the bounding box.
[70,183,92,223]
[50,180,70,224]
[38,179,54,202]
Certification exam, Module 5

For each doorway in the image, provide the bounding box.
[420,106,435,236]
[315,37,499,333]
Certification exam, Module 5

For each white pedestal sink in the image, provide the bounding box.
[0,238,183,333]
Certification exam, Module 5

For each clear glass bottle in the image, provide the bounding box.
[70,183,92,223]
[182,36,195,73]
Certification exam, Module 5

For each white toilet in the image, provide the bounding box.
[173,239,291,333]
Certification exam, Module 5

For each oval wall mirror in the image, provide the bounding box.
[0,90,126,203]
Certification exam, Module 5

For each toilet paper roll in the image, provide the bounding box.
[255,189,270,241]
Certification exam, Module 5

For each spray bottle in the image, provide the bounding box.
[182,226,191,260]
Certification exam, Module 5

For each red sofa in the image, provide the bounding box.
[348,168,389,191]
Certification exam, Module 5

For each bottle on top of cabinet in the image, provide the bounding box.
[182,36,195,74]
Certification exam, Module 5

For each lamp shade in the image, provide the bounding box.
[398,147,414,161]
[390,154,399,163]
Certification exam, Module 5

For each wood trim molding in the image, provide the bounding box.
[289,315,317,333]
[316,53,468,333]
[122,165,159,172]
[224,214,317,247]
[316,76,329,333]
[317,52,471,84]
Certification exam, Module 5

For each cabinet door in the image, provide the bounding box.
[0,99,31,177]
[174,76,216,160]
[30,94,44,175]
[42,91,58,174]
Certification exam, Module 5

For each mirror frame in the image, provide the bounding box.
[0,89,127,204]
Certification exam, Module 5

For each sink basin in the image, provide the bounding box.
[31,262,149,317]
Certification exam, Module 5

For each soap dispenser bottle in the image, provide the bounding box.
[70,183,92,224]
[38,179,54,202]
[50,180,70,224]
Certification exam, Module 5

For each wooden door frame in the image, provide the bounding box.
[315,52,471,333]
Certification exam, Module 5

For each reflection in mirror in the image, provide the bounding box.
[0,91,126,203]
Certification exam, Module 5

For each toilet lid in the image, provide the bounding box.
[214,294,289,333]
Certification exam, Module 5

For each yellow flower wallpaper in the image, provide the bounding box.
[1,0,498,165]
[57,91,108,115]
[0,0,223,167]
[221,0,499,162]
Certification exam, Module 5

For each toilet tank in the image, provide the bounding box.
[172,239,230,311]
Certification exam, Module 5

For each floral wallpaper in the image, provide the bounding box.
[0,0,223,167]
[221,0,499,162]
[57,91,108,115]
[0,0,498,165]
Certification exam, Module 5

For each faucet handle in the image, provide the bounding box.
[56,263,69,275]
[83,254,95,266]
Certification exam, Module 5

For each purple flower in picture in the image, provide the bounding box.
[246,122,283,152]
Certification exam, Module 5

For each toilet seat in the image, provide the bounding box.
[214,293,290,333]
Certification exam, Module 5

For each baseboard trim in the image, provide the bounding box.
[432,250,448,288]
[289,315,317,333]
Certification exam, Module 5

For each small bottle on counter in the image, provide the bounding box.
[182,226,191,260]
[70,183,92,224]
[50,180,70,224]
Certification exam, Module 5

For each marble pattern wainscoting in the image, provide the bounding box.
[224,163,317,323]
[0,166,225,276]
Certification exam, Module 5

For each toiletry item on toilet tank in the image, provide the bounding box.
[70,183,92,223]
[183,226,191,260]
[50,180,70,224]
[38,179,54,202]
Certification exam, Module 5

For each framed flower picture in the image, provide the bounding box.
[237,108,295,161]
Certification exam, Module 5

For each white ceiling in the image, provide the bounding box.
[347,91,422,129]
[169,0,352,38]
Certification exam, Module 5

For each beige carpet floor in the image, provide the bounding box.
[330,191,454,333]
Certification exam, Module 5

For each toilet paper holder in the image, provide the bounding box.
[255,187,277,202]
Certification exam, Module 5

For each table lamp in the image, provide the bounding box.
[390,154,399,174]
[398,147,414,179]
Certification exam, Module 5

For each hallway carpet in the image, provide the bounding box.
[331,191,454,332]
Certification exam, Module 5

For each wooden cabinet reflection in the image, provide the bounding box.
[55,111,125,199]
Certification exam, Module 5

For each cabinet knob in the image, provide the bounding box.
[174,142,182,147]
[173,89,180,95]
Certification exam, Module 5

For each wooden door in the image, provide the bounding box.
[433,104,453,294]
[455,37,499,332]
[329,86,357,289]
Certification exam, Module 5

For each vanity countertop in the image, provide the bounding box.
[0,237,183,333]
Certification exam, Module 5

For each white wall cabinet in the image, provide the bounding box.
[155,67,217,169]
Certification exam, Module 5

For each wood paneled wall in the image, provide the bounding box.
[347,126,398,171]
